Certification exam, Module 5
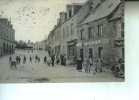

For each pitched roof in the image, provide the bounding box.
[79,0,121,26]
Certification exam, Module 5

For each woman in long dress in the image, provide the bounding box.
[77,57,83,72]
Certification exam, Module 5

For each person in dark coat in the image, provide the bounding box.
[23,56,26,64]
[77,56,83,72]
[51,55,55,66]
[18,56,21,64]
[60,54,63,65]
[44,56,47,64]
[29,56,32,63]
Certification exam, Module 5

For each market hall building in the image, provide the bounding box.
[76,0,124,65]
[0,18,15,57]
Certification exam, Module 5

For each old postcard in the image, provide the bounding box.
[0,0,124,83]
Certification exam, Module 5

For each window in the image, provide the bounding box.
[98,24,103,36]
[117,22,124,38]
[88,27,93,38]
[80,49,84,60]
[69,10,72,18]
[121,23,124,38]
[66,26,69,37]
[98,47,103,58]
[89,48,93,58]
[71,23,74,35]
[63,28,65,39]
[80,30,84,40]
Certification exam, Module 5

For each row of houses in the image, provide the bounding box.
[0,18,15,57]
[47,0,124,65]
[26,40,48,50]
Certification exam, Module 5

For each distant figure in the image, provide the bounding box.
[85,58,91,73]
[60,54,63,65]
[16,56,18,63]
[23,56,26,64]
[44,56,47,64]
[35,55,38,63]
[30,56,32,63]
[9,55,12,63]
[51,54,55,66]
[77,56,83,72]
[63,55,66,66]
[19,56,21,64]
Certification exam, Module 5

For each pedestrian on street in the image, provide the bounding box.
[85,58,91,73]
[77,56,83,72]
[44,56,47,64]
[35,55,38,63]
[16,56,18,64]
[23,56,26,64]
[51,54,55,66]
[18,56,21,64]
[30,56,32,63]
[63,55,66,66]
[9,55,12,63]
[60,54,63,65]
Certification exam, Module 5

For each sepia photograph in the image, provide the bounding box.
[0,0,124,83]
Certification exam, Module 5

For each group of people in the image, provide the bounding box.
[76,56,103,74]
[9,54,67,67]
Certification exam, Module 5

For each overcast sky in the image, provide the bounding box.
[0,0,86,43]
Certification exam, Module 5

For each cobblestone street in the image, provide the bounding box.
[0,50,124,83]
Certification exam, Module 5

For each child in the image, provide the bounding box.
[85,59,91,73]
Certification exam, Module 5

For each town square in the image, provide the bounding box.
[0,0,124,83]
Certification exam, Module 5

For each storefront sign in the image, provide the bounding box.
[76,39,108,46]
[114,39,124,47]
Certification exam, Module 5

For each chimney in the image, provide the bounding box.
[60,12,66,23]
[66,4,72,19]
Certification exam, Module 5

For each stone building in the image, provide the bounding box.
[33,41,45,50]
[0,18,15,57]
[76,0,124,65]
[48,0,94,60]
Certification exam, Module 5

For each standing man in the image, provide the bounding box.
[51,54,55,66]
[23,56,26,64]
[35,55,38,63]
[30,55,32,63]
[44,56,47,64]
[18,56,21,64]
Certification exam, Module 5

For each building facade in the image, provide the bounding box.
[76,0,124,65]
[47,0,124,65]
[33,41,45,50]
[47,0,93,60]
[0,18,15,57]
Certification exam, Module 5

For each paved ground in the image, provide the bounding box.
[0,50,124,83]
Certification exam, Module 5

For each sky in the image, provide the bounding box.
[0,0,86,43]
